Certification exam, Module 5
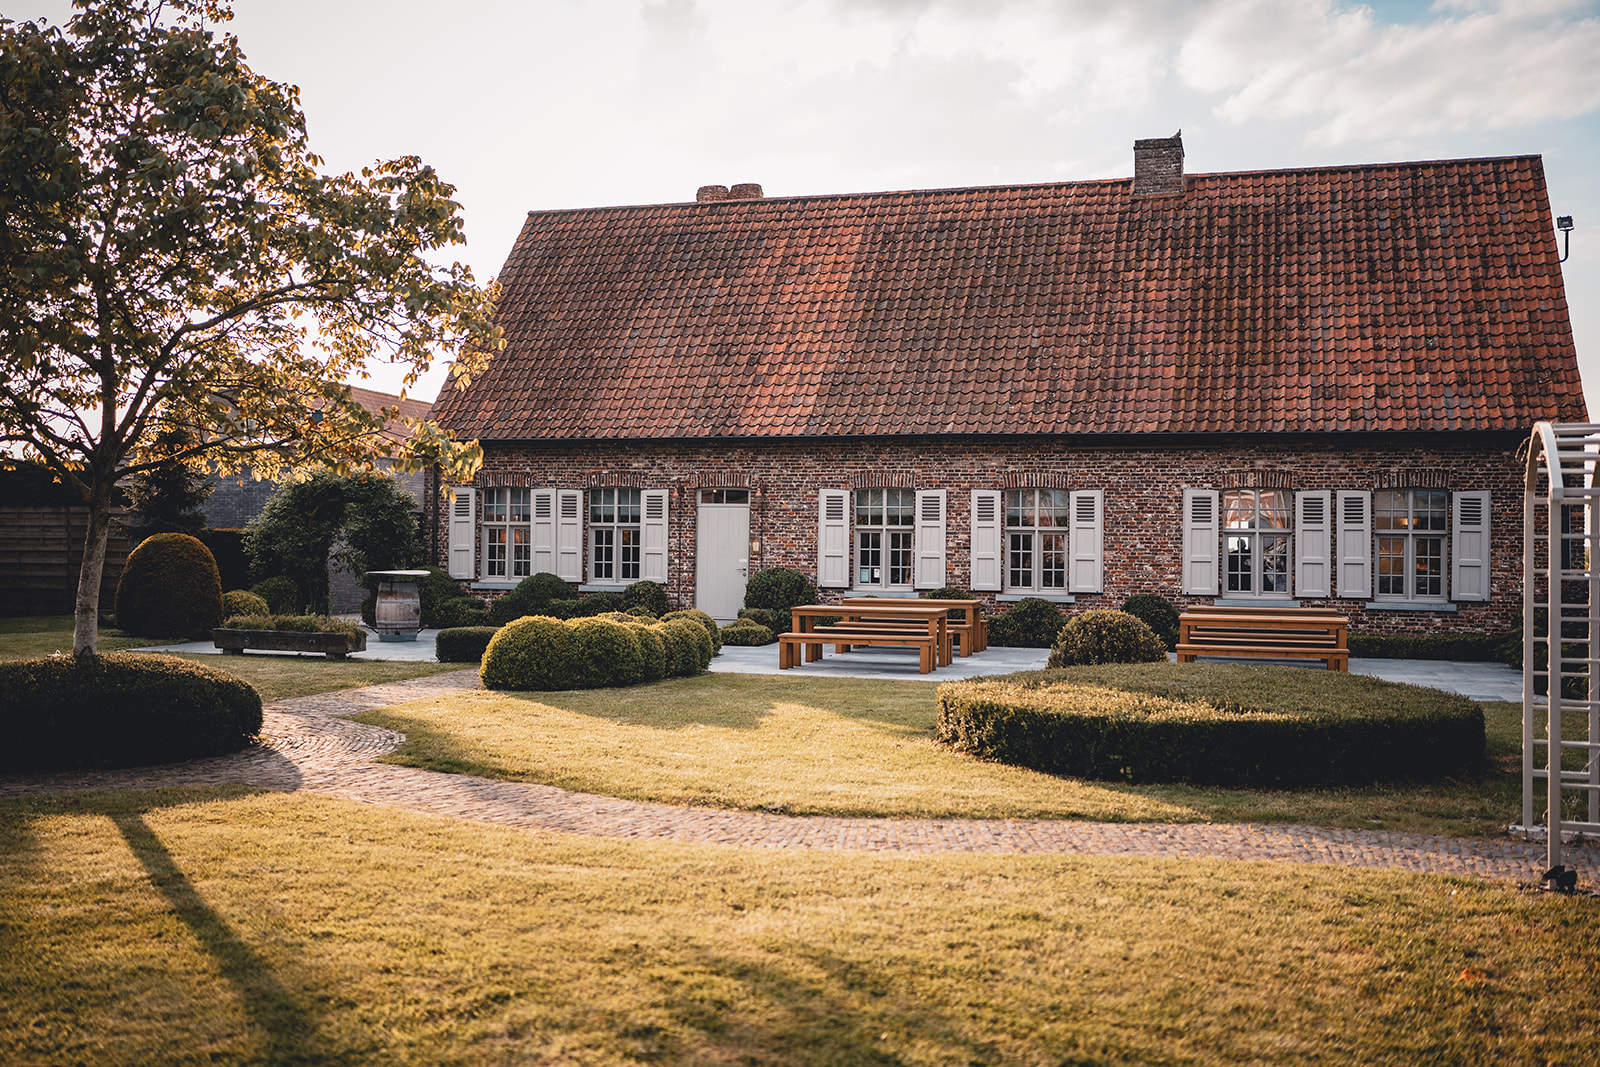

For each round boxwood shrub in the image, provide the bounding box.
[737,607,777,630]
[434,598,492,629]
[1121,594,1180,652]
[1048,610,1168,668]
[629,622,668,682]
[986,597,1067,648]
[250,575,302,615]
[622,580,670,617]
[625,605,659,620]
[935,662,1486,787]
[222,589,270,618]
[116,533,224,637]
[0,653,263,771]
[743,566,818,620]
[487,572,573,626]
[569,617,644,688]
[436,626,498,664]
[570,591,624,618]
[661,617,714,674]
[662,608,722,654]
[721,620,775,646]
[481,615,580,691]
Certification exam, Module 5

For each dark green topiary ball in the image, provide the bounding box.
[1048,609,1169,668]
[661,618,713,674]
[116,533,224,637]
[662,608,722,654]
[987,597,1068,648]
[222,589,270,618]
[622,580,670,617]
[743,567,818,620]
[481,615,579,691]
[1121,594,1181,652]
[720,620,775,646]
[569,617,644,688]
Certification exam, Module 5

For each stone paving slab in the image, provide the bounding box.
[3,669,1590,889]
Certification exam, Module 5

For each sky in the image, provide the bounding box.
[11,0,1600,413]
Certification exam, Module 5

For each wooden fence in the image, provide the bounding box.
[0,506,135,616]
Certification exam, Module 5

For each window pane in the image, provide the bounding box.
[593,527,614,580]
[1375,490,1405,531]
[483,488,507,523]
[1223,490,1252,530]
[1261,534,1290,593]
[511,527,530,577]
[1008,532,1033,589]
[1415,536,1444,597]
[509,488,531,522]
[858,530,881,585]
[886,488,915,526]
[857,488,883,527]
[889,530,913,585]
[1377,536,1406,595]
[1258,490,1291,530]
[621,528,641,581]
[1006,489,1033,529]
[619,488,641,525]
[1041,532,1066,588]
[486,527,507,578]
[1038,489,1071,528]
[1417,490,1447,531]
[591,487,614,524]
[1226,534,1253,592]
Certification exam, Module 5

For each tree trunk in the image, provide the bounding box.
[73,490,113,658]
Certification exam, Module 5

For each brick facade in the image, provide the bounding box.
[430,432,1524,634]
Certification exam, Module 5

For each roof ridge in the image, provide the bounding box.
[522,154,1545,219]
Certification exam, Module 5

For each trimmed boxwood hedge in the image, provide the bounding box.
[480,614,712,691]
[0,653,263,771]
[1347,630,1514,664]
[116,532,224,637]
[436,626,499,664]
[721,620,775,646]
[1047,609,1167,667]
[662,609,722,654]
[986,597,1068,648]
[935,662,1485,787]
[222,589,270,617]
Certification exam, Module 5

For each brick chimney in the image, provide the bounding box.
[727,183,763,200]
[1133,132,1184,198]
[697,184,730,203]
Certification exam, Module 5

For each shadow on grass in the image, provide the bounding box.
[110,802,323,1065]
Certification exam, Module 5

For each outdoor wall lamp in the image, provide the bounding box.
[1557,215,1573,263]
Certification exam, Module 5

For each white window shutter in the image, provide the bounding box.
[914,489,947,589]
[1294,490,1332,598]
[817,489,850,588]
[531,490,556,575]
[1452,490,1491,602]
[447,487,477,579]
[1068,489,1104,593]
[1181,489,1219,595]
[556,489,583,582]
[970,490,1002,592]
[1336,490,1372,599]
[642,488,669,583]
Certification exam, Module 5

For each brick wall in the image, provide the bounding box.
[430,432,1525,634]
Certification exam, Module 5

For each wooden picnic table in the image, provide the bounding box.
[781,603,953,674]
[838,597,986,656]
[1176,606,1350,671]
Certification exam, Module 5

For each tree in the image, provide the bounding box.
[245,471,421,615]
[0,0,500,655]
[119,427,214,537]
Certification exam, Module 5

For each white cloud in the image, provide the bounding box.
[1179,0,1600,144]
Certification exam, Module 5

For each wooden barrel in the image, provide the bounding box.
[368,569,430,642]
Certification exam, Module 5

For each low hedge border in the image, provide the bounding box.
[480,613,714,691]
[436,627,499,664]
[1347,630,1514,664]
[0,653,263,771]
[935,662,1485,787]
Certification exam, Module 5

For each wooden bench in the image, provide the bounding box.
[1176,607,1350,672]
[839,597,986,656]
[778,629,939,673]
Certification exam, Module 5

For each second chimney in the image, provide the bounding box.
[1133,132,1184,198]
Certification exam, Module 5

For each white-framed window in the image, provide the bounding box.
[1375,488,1448,600]
[1223,488,1292,596]
[855,487,915,589]
[482,487,532,580]
[1005,488,1070,592]
[590,487,642,583]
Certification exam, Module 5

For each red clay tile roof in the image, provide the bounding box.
[433,155,1585,440]
[346,385,432,444]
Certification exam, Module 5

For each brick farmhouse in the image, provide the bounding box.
[427,135,1585,632]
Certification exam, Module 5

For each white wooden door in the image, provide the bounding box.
[696,502,751,622]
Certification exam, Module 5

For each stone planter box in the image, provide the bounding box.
[212,627,368,660]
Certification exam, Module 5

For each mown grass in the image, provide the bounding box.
[0,615,463,701]
[3,788,1596,1066]
[358,671,1531,837]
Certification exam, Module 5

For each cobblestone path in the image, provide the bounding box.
[4,671,1594,887]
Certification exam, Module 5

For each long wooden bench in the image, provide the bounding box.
[812,621,953,666]
[778,629,939,673]
[1176,607,1350,672]
[838,597,986,656]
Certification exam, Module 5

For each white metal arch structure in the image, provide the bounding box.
[1522,422,1600,872]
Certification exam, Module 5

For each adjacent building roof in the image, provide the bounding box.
[433,152,1585,441]
[346,385,433,445]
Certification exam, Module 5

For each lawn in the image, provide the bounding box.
[0,615,463,702]
[357,672,1530,837]
[2,787,1596,1067]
